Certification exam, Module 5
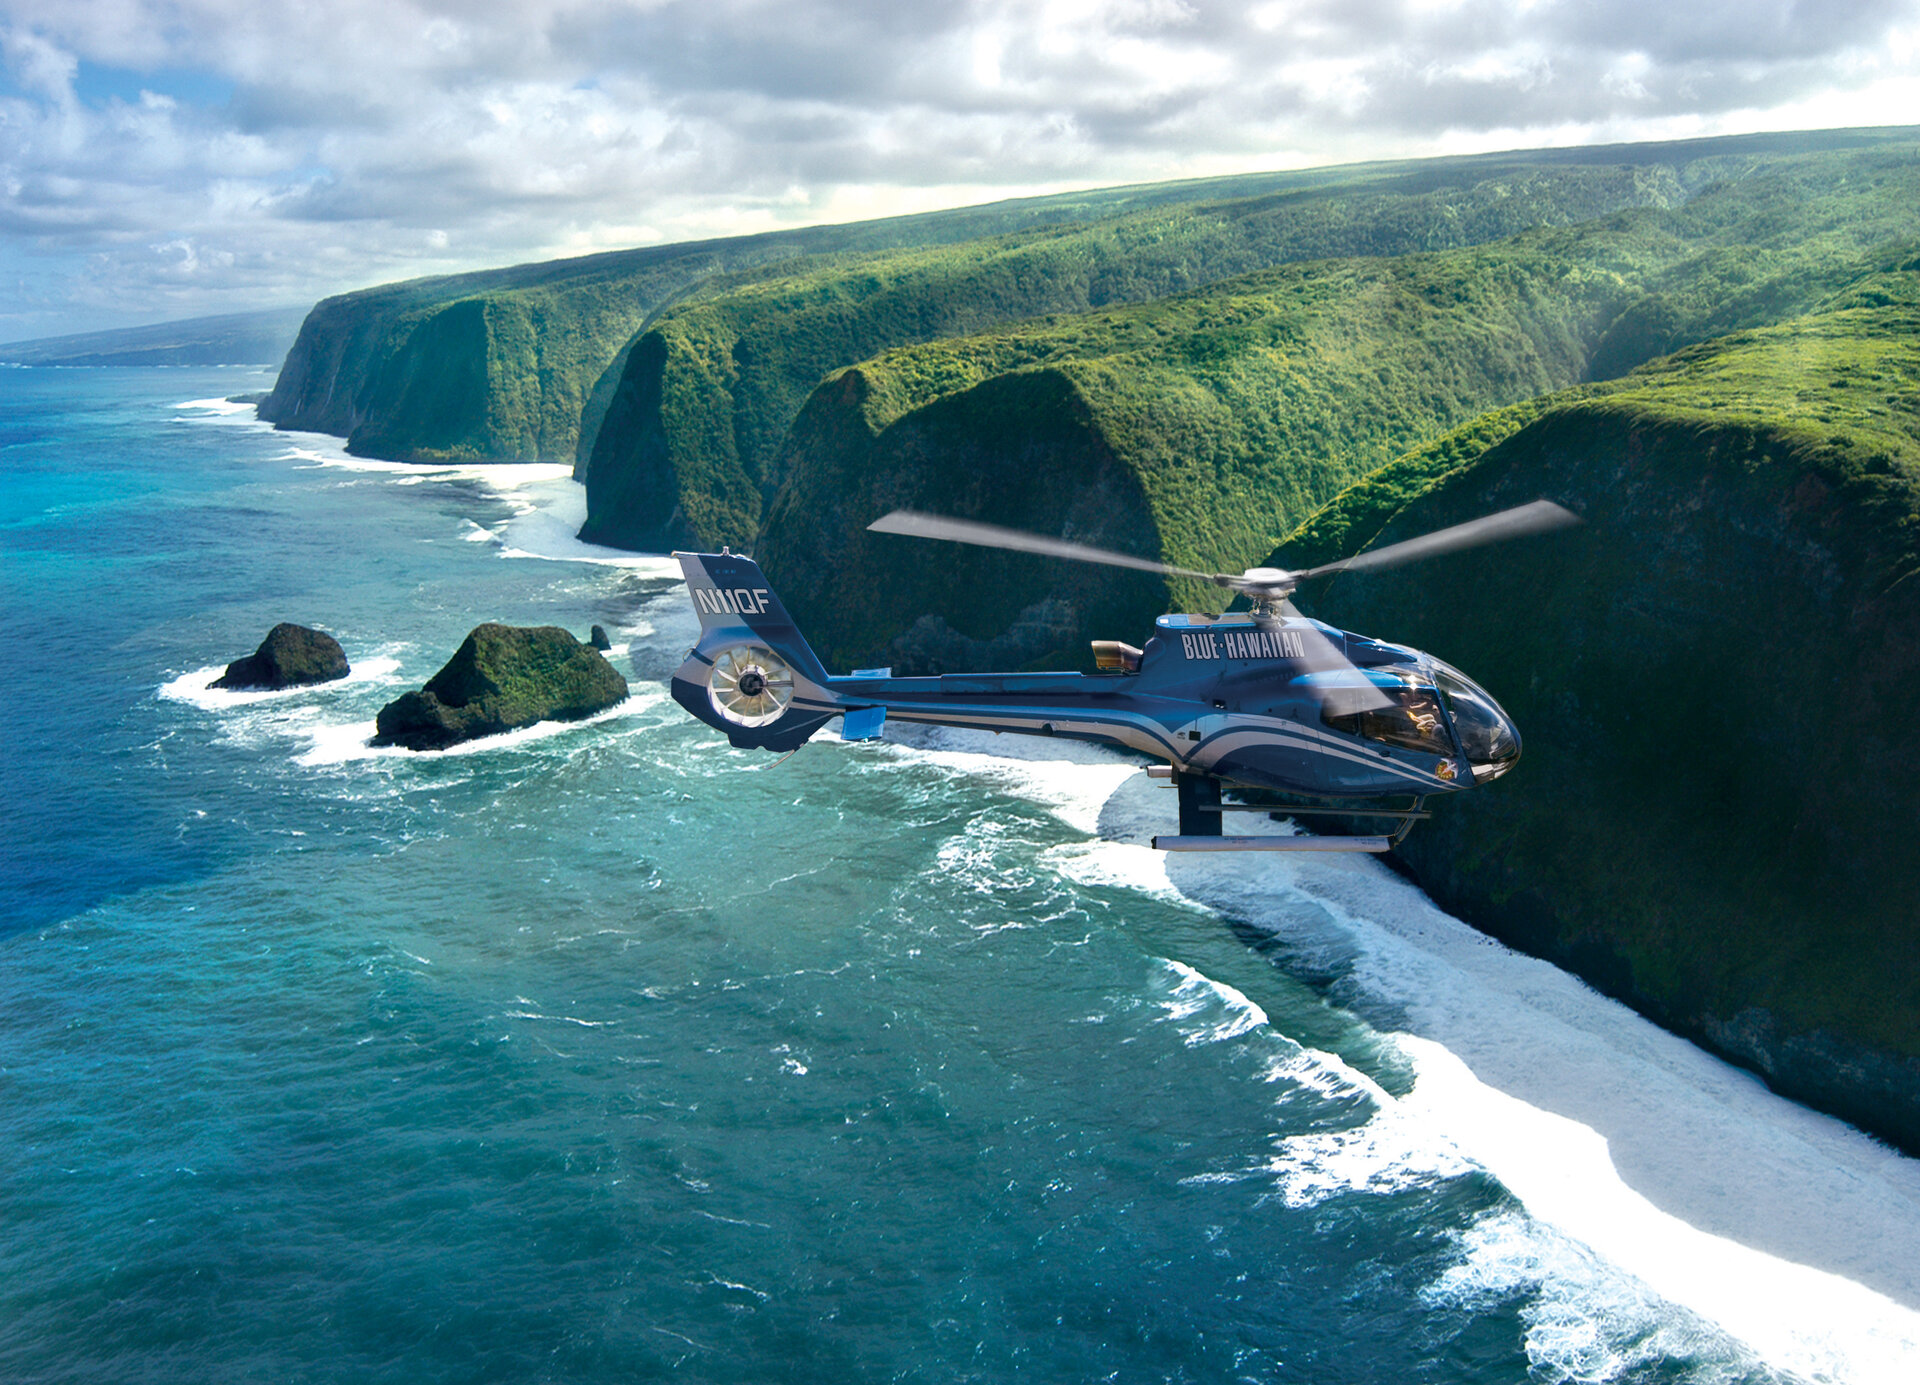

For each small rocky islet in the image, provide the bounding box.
[211,623,350,690]
[373,623,628,751]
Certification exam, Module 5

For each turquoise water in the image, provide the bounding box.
[4,369,1916,1383]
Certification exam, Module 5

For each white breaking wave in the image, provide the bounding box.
[1157,958,1270,1046]
[867,722,1920,1384]
[868,723,1143,838]
[173,395,260,420]
[280,443,574,494]
[158,654,403,712]
[1427,1208,1766,1382]
[175,398,596,524]
[490,478,683,571]
[292,689,665,767]
[261,426,676,572]
[159,654,666,768]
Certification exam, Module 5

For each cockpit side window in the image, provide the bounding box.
[1322,687,1456,756]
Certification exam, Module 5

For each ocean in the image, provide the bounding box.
[4,366,1920,1384]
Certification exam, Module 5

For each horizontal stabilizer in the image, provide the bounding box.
[1151,834,1392,853]
[841,705,887,741]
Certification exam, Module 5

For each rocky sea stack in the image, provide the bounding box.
[211,623,350,690]
[373,624,627,751]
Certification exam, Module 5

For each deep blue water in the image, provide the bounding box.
[3,368,1911,1384]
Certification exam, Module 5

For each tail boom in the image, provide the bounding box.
[671,551,840,750]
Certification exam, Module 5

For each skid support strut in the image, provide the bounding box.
[1152,774,1420,853]
[1173,772,1222,837]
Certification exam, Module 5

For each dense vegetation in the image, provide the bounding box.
[1261,275,1920,1146]
[751,145,1920,672]
[373,624,628,750]
[260,157,1506,465]
[579,158,1692,548]
[262,243,805,463]
[585,132,1920,555]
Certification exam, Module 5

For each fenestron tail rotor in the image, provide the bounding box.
[708,644,795,728]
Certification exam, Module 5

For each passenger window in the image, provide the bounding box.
[1322,688,1454,755]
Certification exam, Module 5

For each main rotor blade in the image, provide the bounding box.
[1261,600,1395,712]
[1298,499,1582,580]
[868,510,1223,583]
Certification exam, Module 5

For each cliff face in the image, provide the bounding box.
[756,366,1171,672]
[1267,289,1920,1148]
[264,156,1500,469]
[749,154,1920,671]
[258,245,760,462]
[579,136,1920,559]
[581,159,1695,551]
[749,223,1641,670]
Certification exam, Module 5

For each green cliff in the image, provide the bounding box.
[263,159,1524,467]
[1266,275,1920,1148]
[750,146,1920,673]
[578,157,1696,550]
[579,130,1920,556]
[260,243,794,462]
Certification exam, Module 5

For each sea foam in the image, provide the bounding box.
[173,395,261,421]
[291,689,667,767]
[868,721,1920,1383]
[159,654,403,712]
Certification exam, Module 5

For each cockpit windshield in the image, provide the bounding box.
[1429,659,1520,775]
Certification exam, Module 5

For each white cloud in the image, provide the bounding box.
[0,0,1917,338]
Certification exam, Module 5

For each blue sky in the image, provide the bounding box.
[2,0,1917,340]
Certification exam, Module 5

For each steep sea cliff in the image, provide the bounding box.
[1267,289,1920,1149]
[579,158,1688,551]
[260,157,1484,471]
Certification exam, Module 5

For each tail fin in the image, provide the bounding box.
[670,551,834,750]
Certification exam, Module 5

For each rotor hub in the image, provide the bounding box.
[1235,567,1296,594]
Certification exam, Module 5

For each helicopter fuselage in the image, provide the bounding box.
[810,613,1505,799]
[667,552,1523,804]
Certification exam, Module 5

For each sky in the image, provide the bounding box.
[2,0,1918,340]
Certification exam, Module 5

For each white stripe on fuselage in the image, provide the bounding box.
[795,694,1454,792]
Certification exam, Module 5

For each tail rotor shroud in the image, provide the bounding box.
[708,644,796,728]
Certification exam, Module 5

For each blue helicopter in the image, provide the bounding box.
[668,500,1579,852]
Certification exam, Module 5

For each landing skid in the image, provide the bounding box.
[1152,770,1427,853]
[1152,834,1393,853]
